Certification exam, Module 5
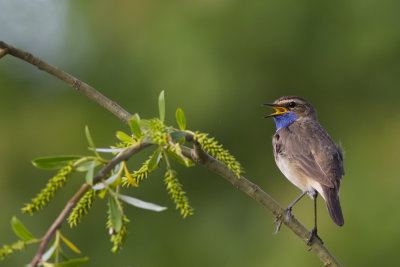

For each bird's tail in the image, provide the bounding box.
[323,187,344,226]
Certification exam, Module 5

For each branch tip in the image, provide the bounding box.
[0,47,8,59]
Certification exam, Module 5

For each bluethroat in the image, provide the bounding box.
[264,96,344,244]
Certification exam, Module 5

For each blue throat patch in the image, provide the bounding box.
[273,112,298,132]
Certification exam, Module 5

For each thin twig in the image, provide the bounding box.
[0,40,341,267]
[29,143,151,267]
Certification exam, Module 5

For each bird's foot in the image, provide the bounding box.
[307,227,323,246]
[273,214,283,234]
[285,207,294,221]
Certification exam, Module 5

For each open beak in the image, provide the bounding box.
[263,103,288,118]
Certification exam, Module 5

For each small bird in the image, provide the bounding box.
[264,96,344,244]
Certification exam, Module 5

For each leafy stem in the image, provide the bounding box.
[73,156,108,168]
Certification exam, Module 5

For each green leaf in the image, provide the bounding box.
[41,243,57,262]
[129,114,142,139]
[98,189,107,199]
[118,194,167,212]
[85,161,96,185]
[147,147,162,172]
[169,131,186,141]
[92,172,120,191]
[175,108,186,130]
[75,160,101,172]
[108,197,122,232]
[11,216,35,241]
[166,149,194,167]
[85,126,100,158]
[53,257,89,267]
[60,234,81,254]
[132,113,141,121]
[94,148,124,153]
[158,90,165,123]
[116,131,133,143]
[32,156,81,169]
[123,162,138,187]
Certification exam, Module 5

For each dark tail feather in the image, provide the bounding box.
[324,188,344,226]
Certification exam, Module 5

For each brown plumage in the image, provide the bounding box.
[265,96,344,242]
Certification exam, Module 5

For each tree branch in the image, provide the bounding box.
[29,142,151,267]
[0,41,341,267]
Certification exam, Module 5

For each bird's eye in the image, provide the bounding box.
[288,101,297,108]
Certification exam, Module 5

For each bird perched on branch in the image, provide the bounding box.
[264,96,344,244]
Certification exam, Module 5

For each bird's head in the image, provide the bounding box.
[264,95,317,120]
[264,96,317,131]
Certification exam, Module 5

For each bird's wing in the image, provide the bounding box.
[292,149,335,188]
[281,120,343,188]
[308,122,345,181]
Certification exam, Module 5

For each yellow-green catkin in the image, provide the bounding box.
[194,132,243,178]
[164,169,193,218]
[107,216,129,253]
[0,240,26,259]
[22,163,74,214]
[122,158,151,187]
[147,119,168,146]
[67,189,96,228]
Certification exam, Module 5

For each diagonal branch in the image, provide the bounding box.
[29,142,151,267]
[0,41,341,267]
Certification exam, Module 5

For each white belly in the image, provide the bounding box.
[275,156,324,200]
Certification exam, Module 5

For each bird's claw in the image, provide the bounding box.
[307,227,323,246]
[273,214,283,234]
[285,207,294,221]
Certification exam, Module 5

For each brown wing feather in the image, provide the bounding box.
[277,119,343,188]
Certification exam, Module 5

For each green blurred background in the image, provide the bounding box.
[1,0,400,266]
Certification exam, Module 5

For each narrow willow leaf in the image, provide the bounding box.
[158,90,165,122]
[53,257,89,267]
[166,149,194,167]
[98,189,107,199]
[94,148,124,153]
[175,108,186,130]
[92,172,120,191]
[11,216,35,241]
[129,114,142,139]
[41,243,57,262]
[169,131,186,141]
[85,126,100,158]
[147,147,162,172]
[85,161,96,185]
[108,197,122,232]
[116,131,133,143]
[60,235,81,254]
[118,194,167,212]
[32,156,81,169]
[132,113,141,122]
[75,160,101,172]
[123,162,138,187]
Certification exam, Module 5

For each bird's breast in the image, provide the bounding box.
[275,154,321,199]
